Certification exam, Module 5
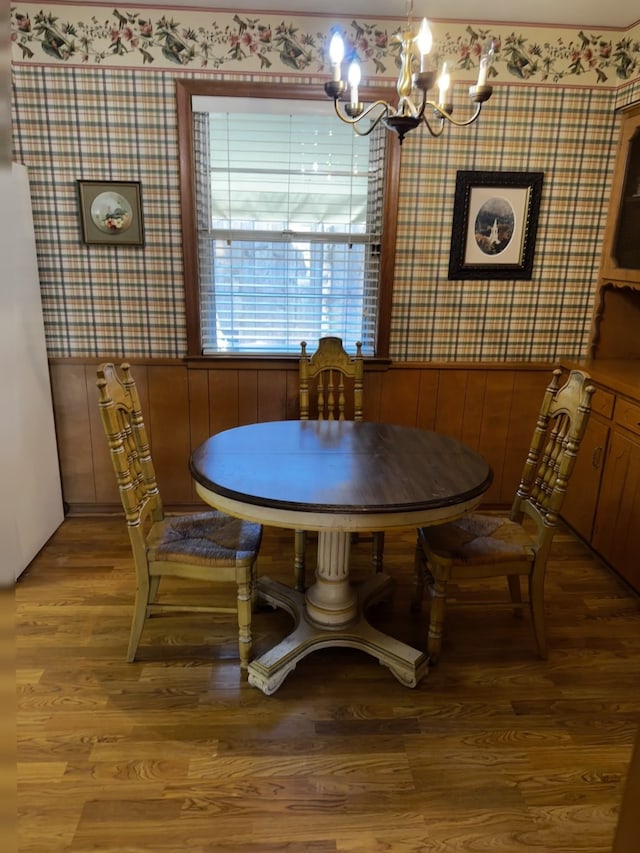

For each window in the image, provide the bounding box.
[177,81,399,358]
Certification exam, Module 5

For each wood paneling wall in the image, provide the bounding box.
[49,358,552,513]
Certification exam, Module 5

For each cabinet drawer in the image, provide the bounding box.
[590,387,615,419]
[615,398,640,436]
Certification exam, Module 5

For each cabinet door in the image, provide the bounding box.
[562,417,609,541]
[592,428,640,593]
[600,104,640,285]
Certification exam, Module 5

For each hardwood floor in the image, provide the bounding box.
[16,517,640,852]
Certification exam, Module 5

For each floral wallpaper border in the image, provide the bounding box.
[10,4,640,87]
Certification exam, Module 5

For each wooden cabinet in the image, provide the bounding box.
[563,384,614,541]
[561,361,640,594]
[599,102,640,287]
[562,413,609,542]
[565,102,640,594]
[591,104,640,360]
[593,425,640,594]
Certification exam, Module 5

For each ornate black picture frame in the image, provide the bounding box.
[448,170,543,280]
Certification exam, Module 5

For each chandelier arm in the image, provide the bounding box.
[351,113,388,136]
[332,98,393,127]
[428,101,483,128]
[420,113,447,137]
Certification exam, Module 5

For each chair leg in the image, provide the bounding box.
[294,529,306,592]
[372,531,385,573]
[250,559,258,611]
[127,576,150,662]
[149,575,161,603]
[236,574,253,670]
[427,576,447,664]
[411,536,425,613]
[529,572,548,660]
[507,574,524,619]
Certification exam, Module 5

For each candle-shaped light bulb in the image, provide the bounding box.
[329,33,345,82]
[348,60,361,107]
[437,63,450,106]
[416,18,432,73]
[477,40,495,87]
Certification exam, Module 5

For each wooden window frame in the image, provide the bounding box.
[176,79,400,359]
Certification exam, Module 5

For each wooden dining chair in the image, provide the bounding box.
[96,362,262,668]
[413,368,594,663]
[299,335,364,421]
[295,336,384,591]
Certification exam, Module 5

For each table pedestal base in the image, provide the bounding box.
[247,574,429,695]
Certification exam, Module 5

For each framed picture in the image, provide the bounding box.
[448,171,543,280]
[77,180,145,246]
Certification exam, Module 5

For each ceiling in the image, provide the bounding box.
[63,1,638,30]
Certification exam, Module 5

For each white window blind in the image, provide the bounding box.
[192,98,386,355]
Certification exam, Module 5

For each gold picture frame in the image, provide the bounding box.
[77,180,145,246]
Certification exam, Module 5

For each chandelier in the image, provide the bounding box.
[323,9,494,145]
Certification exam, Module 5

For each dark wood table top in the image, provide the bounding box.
[190,420,492,516]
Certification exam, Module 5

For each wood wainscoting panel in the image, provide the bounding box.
[416,370,440,430]
[238,369,259,425]
[461,368,490,452]
[375,367,424,426]
[285,367,303,419]
[433,369,469,441]
[209,368,242,435]
[146,365,193,505]
[473,370,515,504]
[362,366,385,421]
[255,368,286,423]
[50,358,552,513]
[49,361,99,506]
[500,369,555,505]
[187,367,211,503]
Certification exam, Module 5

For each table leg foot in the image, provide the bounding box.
[248,576,429,695]
[247,657,299,696]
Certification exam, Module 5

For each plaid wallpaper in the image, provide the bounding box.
[10,6,640,360]
[393,85,618,361]
[12,66,187,358]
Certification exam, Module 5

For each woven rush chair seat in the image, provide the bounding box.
[147,510,261,567]
[421,514,536,565]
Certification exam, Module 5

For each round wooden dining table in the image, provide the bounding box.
[190,420,493,695]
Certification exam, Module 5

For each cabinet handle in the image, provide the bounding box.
[592,446,603,469]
